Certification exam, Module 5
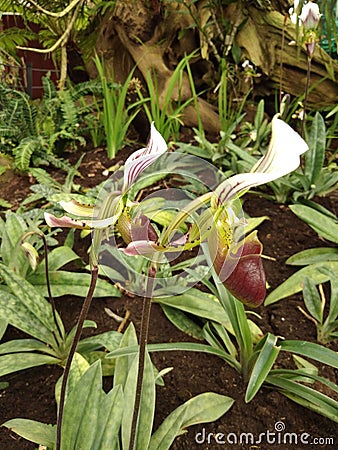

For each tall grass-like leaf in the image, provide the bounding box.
[139,53,196,141]
[305,112,326,185]
[94,55,140,158]
[280,340,338,368]
[245,333,280,402]
[289,204,338,244]
[266,375,338,422]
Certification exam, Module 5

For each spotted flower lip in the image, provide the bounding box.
[123,122,167,190]
[215,115,309,204]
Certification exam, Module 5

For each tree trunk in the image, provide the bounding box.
[231,4,338,107]
[88,0,338,133]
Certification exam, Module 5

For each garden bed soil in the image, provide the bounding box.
[0,144,337,450]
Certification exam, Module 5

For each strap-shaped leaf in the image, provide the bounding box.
[245,333,280,402]
[0,281,61,347]
[154,289,232,331]
[1,212,28,274]
[55,352,90,406]
[305,112,326,185]
[33,246,80,273]
[265,261,338,305]
[289,204,338,244]
[0,338,58,357]
[61,360,104,450]
[92,385,123,450]
[149,392,234,450]
[27,270,121,298]
[302,277,323,323]
[280,340,338,368]
[2,419,55,448]
[121,350,156,450]
[0,353,60,377]
[113,323,139,389]
[286,247,338,266]
[267,375,338,422]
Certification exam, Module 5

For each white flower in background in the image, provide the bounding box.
[299,1,322,29]
[289,0,300,24]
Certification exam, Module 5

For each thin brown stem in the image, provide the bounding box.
[21,231,63,340]
[302,56,312,136]
[279,14,288,108]
[128,272,156,450]
[55,265,98,450]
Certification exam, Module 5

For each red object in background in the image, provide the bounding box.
[1,14,58,98]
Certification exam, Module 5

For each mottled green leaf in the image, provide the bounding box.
[2,419,56,448]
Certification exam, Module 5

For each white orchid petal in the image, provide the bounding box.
[123,122,167,189]
[44,212,90,229]
[59,200,94,217]
[252,116,308,176]
[216,116,308,203]
[84,214,121,229]
[299,2,322,29]
[121,240,159,256]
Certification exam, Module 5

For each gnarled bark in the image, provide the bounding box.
[231,4,338,106]
[89,0,338,134]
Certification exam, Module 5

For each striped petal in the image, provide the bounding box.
[44,213,90,229]
[123,122,167,189]
[59,200,94,217]
[215,116,308,204]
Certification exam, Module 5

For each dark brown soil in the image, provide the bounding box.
[0,144,337,450]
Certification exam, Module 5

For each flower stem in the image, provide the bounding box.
[302,56,312,136]
[55,265,98,450]
[128,267,156,450]
[21,231,63,342]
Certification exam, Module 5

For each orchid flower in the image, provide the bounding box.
[45,116,308,306]
[122,115,308,306]
[299,2,321,30]
[44,122,167,231]
[123,122,167,191]
[214,115,308,204]
[289,0,300,25]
